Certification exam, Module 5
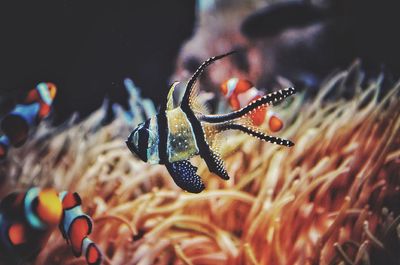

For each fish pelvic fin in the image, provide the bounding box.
[200,87,296,123]
[165,160,205,193]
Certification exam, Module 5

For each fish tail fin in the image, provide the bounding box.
[200,87,296,123]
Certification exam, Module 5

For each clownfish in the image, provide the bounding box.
[24,82,57,119]
[126,51,296,193]
[0,188,102,265]
[1,82,57,147]
[0,135,10,160]
[58,191,102,265]
[220,78,284,132]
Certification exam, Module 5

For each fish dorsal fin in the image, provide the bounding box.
[181,51,236,112]
[166,81,180,110]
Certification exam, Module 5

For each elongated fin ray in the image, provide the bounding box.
[165,160,205,193]
[225,124,294,147]
[201,87,296,123]
[189,82,210,115]
[181,51,236,109]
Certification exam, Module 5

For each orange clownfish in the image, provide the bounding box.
[1,82,57,147]
[0,188,102,265]
[24,82,57,120]
[220,78,284,132]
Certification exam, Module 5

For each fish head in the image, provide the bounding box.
[36,82,57,105]
[126,118,158,163]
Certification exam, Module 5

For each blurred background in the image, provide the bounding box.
[0,0,399,122]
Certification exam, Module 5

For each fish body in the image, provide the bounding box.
[24,82,57,119]
[0,188,102,265]
[1,82,57,147]
[221,77,284,132]
[127,51,296,193]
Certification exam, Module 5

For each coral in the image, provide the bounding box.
[0,64,399,265]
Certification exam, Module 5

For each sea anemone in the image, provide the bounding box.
[0,63,399,265]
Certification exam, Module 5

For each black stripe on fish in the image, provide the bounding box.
[181,103,230,180]
[138,119,150,162]
[201,87,296,123]
[156,112,168,164]
[181,52,237,180]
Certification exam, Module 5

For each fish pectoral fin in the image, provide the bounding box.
[204,150,230,180]
[165,160,205,193]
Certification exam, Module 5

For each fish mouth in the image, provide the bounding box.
[126,132,139,157]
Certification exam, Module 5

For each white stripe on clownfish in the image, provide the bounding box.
[36,82,53,105]
[24,188,47,230]
[225,77,239,98]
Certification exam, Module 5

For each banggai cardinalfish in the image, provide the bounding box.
[127,51,296,193]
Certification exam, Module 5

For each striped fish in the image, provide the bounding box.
[126,51,296,193]
[0,188,102,265]
[1,82,57,147]
[24,82,57,119]
[58,191,102,265]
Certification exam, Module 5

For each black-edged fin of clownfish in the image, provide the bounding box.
[61,192,82,210]
[165,160,205,193]
[180,51,236,182]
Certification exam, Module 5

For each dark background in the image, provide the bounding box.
[1,0,399,123]
[0,0,196,123]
